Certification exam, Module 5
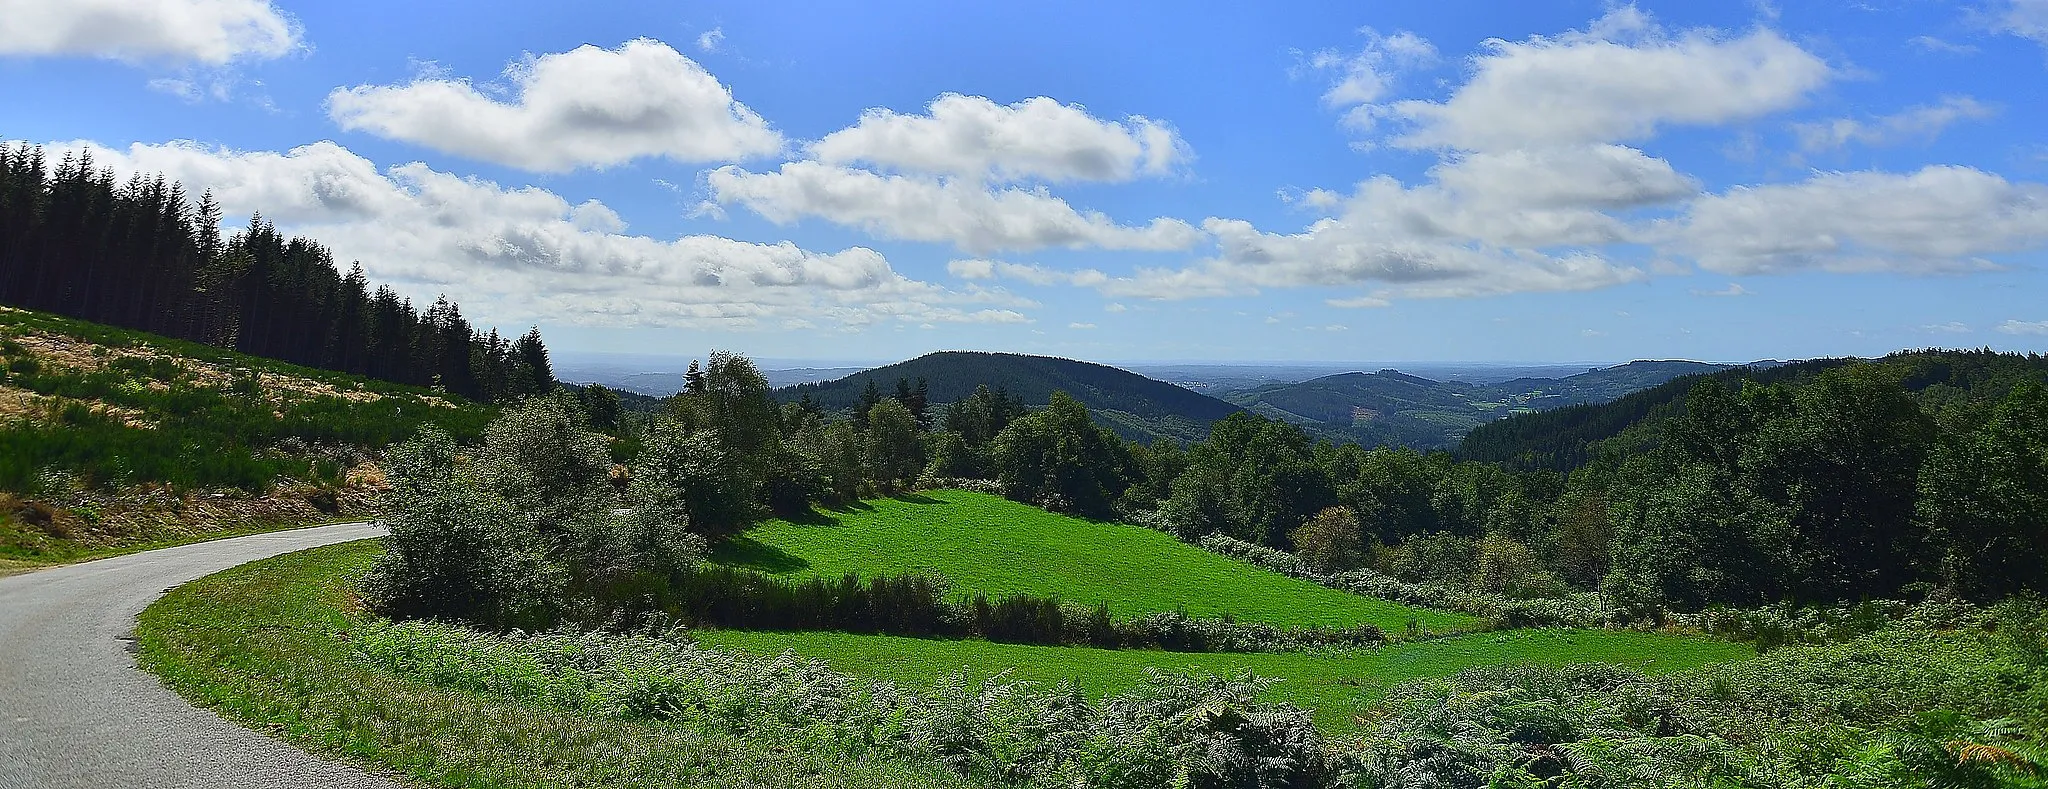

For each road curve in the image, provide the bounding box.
[0,523,403,789]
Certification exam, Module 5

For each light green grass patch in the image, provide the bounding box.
[698,628,1753,733]
[712,490,1474,632]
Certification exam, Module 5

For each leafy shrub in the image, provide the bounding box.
[368,396,704,629]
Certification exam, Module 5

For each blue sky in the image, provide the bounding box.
[4,0,2048,364]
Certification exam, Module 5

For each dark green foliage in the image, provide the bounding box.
[778,351,1242,444]
[991,391,1133,517]
[864,398,924,491]
[1164,413,1335,545]
[0,144,551,403]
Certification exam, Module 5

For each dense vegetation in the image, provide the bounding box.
[0,143,554,403]
[776,350,1243,443]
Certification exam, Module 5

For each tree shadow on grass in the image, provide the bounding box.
[710,536,811,573]
[776,501,873,527]
[889,492,945,505]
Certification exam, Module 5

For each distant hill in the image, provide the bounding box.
[775,351,1243,444]
[1227,360,1759,450]
[1453,351,2048,471]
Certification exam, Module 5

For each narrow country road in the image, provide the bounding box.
[0,523,403,789]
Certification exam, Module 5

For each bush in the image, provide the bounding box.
[368,397,704,629]
[1291,507,1366,573]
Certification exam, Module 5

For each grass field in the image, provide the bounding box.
[137,540,978,789]
[710,490,1476,632]
[697,628,1751,732]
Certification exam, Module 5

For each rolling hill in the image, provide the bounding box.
[774,351,1243,443]
[1228,359,1763,450]
[1456,350,2048,470]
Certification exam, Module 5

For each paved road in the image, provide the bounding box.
[0,523,404,789]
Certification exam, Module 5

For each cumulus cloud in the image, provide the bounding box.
[708,93,1198,255]
[1794,96,1996,152]
[1999,320,2048,335]
[1068,322,1097,330]
[810,94,1185,183]
[696,28,724,53]
[1676,166,2048,274]
[707,161,1201,254]
[328,39,782,172]
[0,0,299,64]
[1304,28,1438,131]
[1379,6,1831,151]
[50,138,1018,330]
[1087,143,1683,301]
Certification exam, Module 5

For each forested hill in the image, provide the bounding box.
[1227,359,1752,450]
[1458,349,2048,471]
[0,143,551,403]
[774,351,1242,444]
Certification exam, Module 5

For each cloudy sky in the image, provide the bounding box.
[4,0,2047,363]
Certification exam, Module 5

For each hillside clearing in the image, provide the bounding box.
[711,490,1475,632]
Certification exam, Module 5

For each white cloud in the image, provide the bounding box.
[1999,320,2048,335]
[696,28,724,53]
[1430,144,1697,211]
[1095,205,1647,301]
[810,94,1186,183]
[1677,166,2048,274]
[1691,283,1751,297]
[947,259,1092,286]
[1327,295,1392,308]
[1068,322,1097,330]
[1908,36,1979,55]
[0,0,299,64]
[1379,7,1830,151]
[2000,0,2048,47]
[707,160,1202,254]
[50,138,1019,330]
[1104,303,1128,313]
[1305,28,1438,131]
[327,39,782,172]
[1794,96,1996,152]
[1921,321,1972,334]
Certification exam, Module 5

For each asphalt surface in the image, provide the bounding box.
[0,522,405,789]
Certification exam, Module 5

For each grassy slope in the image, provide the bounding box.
[712,490,1475,632]
[698,629,1750,733]
[0,306,493,569]
[138,540,977,789]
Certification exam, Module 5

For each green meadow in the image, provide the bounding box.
[710,489,1475,632]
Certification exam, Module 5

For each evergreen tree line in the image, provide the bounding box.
[0,144,553,402]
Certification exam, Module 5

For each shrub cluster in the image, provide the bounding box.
[1196,532,1619,631]
[1349,597,2048,788]
[353,620,1336,789]
[667,564,1386,653]
[352,595,2048,789]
